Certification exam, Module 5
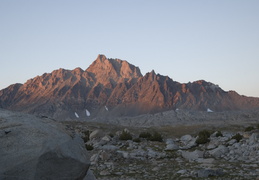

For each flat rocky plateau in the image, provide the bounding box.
[86,108,259,127]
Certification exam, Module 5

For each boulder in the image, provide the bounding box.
[249,133,259,145]
[180,134,193,142]
[209,145,229,158]
[179,134,198,149]
[181,150,204,161]
[206,140,218,150]
[0,109,92,179]
[165,138,179,150]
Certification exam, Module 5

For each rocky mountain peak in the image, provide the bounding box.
[87,55,142,85]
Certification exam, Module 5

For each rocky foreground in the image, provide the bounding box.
[66,123,259,180]
[1,108,259,179]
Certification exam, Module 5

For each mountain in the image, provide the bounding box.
[1,54,259,120]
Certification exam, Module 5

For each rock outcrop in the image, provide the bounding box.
[0,108,93,179]
[1,54,259,120]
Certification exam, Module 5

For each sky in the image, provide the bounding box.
[0,0,259,97]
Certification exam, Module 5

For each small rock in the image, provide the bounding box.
[100,145,119,151]
[177,169,187,174]
[102,135,111,142]
[207,140,219,150]
[197,168,224,178]
[152,167,160,171]
[90,154,99,164]
[90,130,102,140]
[124,128,130,133]
[228,139,237,145]
[100,151,110,161]
[100,170,111,176]
[83,170,96,180]
[114,172,123,176]
[210,131,218,138]
[165,143,179,151]
[117,151,129,159]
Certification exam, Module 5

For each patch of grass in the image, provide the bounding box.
[245,126,255,132]
[231,133,243,142]
[119,130,133,141]
[196,130,211,144]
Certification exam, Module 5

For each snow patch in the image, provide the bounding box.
[207,108,213,113]
[86,109,90,117]
[75,112,79,118]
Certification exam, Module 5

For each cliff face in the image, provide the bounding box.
[1,54,259,120]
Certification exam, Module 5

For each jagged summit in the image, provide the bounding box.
[1,55,259,120]
[87,55,142,83]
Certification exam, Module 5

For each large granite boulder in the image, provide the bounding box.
[208,145,229,158]
[0,109,93,180]
[181,150,204,161]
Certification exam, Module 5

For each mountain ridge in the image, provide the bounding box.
[1,54,259,120]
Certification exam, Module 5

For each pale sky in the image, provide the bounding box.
[1,0,259,97]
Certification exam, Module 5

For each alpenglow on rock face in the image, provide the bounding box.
[0,54,259,120]
[0,108,91,179]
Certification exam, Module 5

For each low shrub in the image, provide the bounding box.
[149,131,163,142]
[196,130,211,144]
[215,131,223,137]
[86,144,94,151]
[82,130,90,142]
[139,132,152,139]
[231,133,243,142]
[139,131,163,142]
[245,126,255,132]
[133,138,141,143]
[109,133,114,138]
[119,130,132,141]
